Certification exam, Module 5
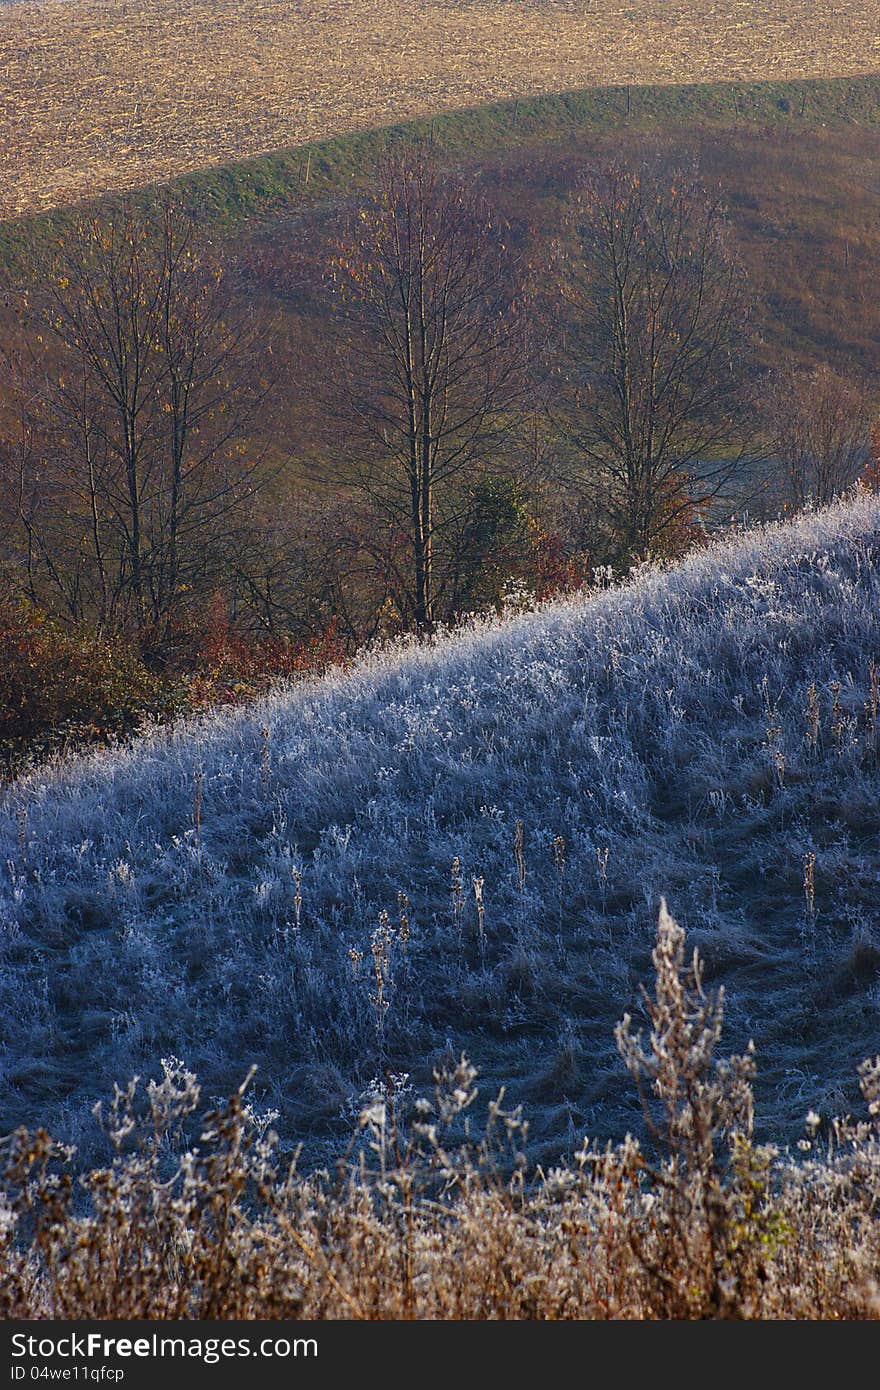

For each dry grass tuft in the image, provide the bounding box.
[3,1,880,220]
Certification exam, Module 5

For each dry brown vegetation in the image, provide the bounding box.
[3,906,879,1319]
[3,0,880,221]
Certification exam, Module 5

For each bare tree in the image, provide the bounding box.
[767,363,870,511]
[327,146,530,632]
[556,157,754,563]
[6,198,267,641]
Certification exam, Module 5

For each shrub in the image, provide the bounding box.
[165,599,347,709]
[0,601,174,778]
[0,597,346,779]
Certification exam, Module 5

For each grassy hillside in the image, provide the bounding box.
[224,107,880,392]
[3,0,880,221]
[2,494,880,1169]
[5,75,880,391]
[6,72,880,247]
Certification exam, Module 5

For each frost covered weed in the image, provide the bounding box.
[1,906,878,1320]
[2,494,880,1167]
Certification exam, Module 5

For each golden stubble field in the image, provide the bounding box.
[2,0,880,221]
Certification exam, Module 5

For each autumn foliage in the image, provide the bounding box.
[0,595,345,779]
[0,601,172,775]
[166,598,346,708]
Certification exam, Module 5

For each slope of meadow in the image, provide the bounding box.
[3,0,880,220]
[2,496,880,1167]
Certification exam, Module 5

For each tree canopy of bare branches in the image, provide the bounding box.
[767,363,870,511]
[2,199,267,644]
[556,157,755,563]
[327,146,531,632]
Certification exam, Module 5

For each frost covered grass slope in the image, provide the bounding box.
[3,495,880,1167]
